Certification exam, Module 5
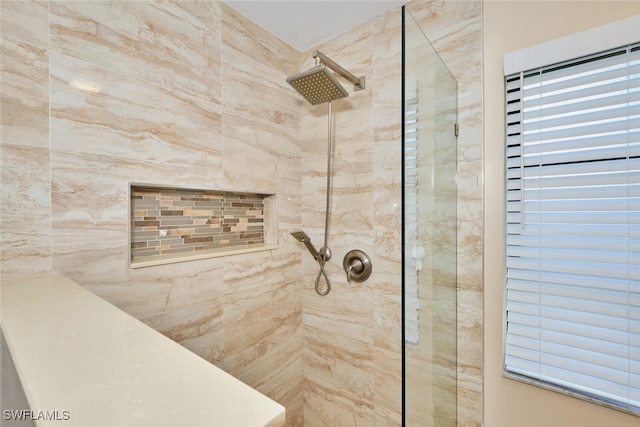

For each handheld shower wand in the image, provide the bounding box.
[290,231,320,260]
[290,230,332,296]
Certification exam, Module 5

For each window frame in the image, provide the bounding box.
[502,14,640,416]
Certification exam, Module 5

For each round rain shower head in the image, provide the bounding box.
[286,65,348,105]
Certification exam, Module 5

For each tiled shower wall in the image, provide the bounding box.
[1,1,483,426]
[1,1,304,425]
[299,1,483,426]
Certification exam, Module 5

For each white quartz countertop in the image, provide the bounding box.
[1,274,285,427]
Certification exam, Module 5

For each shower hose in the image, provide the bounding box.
[314,101,333,296]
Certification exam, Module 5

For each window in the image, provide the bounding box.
[503,26,639,415]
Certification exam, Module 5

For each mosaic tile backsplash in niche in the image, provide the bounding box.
[130,186,266,263]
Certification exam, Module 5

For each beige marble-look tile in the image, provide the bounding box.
[375,403,403,427]
[49,41,223,241]
[301,232,376,424]
[457,231,483,288]
[52,239,226,366]
[456,297,483,370]
[223,324,302,426]
[457,107,484,163]
[50,150,129,242]
[220,45,299,134]
[50,0,222,107]
[405,345,435,424]
[456,370,483,427]
[373,7,402,115]
[302,268,375,423]
[406,345,458,427]
[48,2,224,247]
[304,381,374,427]
[223,249,302,425]
[283,397,304,427]
[330,98,375,179]
[303,325,375,426]
[145,306,223,366]
[220,1,302,201]
[432,365,458,425]
[223,250,301,354]
[0,143,51,249]
[372,82,402,180]
[372,3,403,310]
[221,111,299,192]
[51,239,129,286]
[221,3,299,77]
[55,158,269,251]
[268,189,303,238]
[0,245,51,281]
[1,37,49,148]
[372,237,402,351]
[301,164,374,236]
[373,337,402,423]
[457,163,484,237]
[302,242,375,344]
[50,50,222,159]
[0,0,48,48]
[373,206,402,254]
[138,278,223,342]
[54,240,192,307]
[330,172,375,231]
[373,125,403,173]
[178,331,224,368]
[405,1,482,92]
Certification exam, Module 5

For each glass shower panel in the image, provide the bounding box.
[402,6,458,427]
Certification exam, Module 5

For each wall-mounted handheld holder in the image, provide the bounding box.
[343,250,372,283]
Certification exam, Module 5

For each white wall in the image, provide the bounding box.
[483,1,640,426]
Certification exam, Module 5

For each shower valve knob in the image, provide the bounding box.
[343,250,372,283]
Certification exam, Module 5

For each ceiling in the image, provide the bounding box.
[222,1,406,52]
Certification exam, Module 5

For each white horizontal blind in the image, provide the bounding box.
[504,43,640,413]
[405,81,420,344]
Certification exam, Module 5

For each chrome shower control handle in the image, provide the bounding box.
[343,250,372,283]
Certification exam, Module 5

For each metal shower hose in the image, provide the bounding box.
[314,101,333,296]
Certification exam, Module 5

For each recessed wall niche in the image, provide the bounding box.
[129,184,277,268]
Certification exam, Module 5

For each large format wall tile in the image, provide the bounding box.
[1,1,48,49]
[49,1,222,108]
[0,144,50,250]
[1,38,49,148]
[371,10,404,422]
[1,1,51,281]
[222,249,303,425]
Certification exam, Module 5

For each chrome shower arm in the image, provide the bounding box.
[312,50,366,91]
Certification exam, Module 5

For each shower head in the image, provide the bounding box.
[286,65,348,106]
[286,50,366,105]
[291,230,320,260]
